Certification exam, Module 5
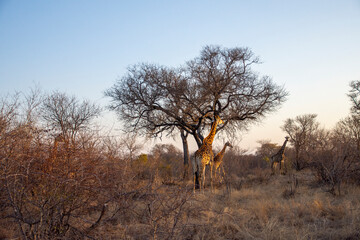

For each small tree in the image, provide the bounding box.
[333,115,360,151]
[41,91,101,146]
[281,114,320,170]
[256,140,279,163]
[310,82,360,193]
[340,81,360,151]
[150,143,183,181]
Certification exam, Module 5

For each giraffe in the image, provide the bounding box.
[192,114,223,192]
[270,136,289,174]
[45,133,65,174]
[213,142,233,181]
[51,133,65,159]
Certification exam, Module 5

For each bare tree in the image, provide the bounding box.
[106,46,288,177]
[281,114,320,170]
[336,117,360,149]
[310,82,360,194]
[338,81,360,151]
[186,46,287,135]
[311,125,360,195]
[119,132,143,161]
[348,80,360,114]
[0,90,114,239]
[41,91,101,145]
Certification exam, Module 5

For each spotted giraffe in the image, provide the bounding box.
[214,142,233,181]
[51,133,65,159]
[192,114,223,192]
[270,136,289,173]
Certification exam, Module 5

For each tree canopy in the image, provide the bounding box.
[106,45,288,151]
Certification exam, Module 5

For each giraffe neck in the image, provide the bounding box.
[277,139,288,155]
[203,119,219,146]
[219,144,228,156]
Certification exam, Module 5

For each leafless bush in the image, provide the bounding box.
[224,151,268,178]
[0,91,131,239]
[136,186,192,239]
[312,144,359,195]
[308,113,360,195]
[282,174,298,199]
[217,149,271,194]
[0,127,111,238]
[131,144,183,184]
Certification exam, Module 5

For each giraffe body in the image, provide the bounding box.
[270,136,289,173]
[192,115,223,191]
[214,142,233,181]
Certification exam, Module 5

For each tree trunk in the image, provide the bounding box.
[295,147,301,171]
[180,129,190,179]
[193,131,202,149]
[191,131,202,189]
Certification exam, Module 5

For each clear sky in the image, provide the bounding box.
[1,0,359,152]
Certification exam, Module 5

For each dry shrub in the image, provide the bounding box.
[133,144,184,184]
[2,91,360,239]
[0,126,125,239]
[97,183,194,240]
[282,174,298,199]
[0,92,141,239]
[225,153,268,178]
[95,156,360,240]
[312,199,345,220]
[221,152,270,193]
[312,144,359,195]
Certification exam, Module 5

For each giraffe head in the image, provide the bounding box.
[225,142,233,148]
[285,136,290,141]
[214,114,224,125]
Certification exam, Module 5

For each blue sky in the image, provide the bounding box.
[1,0,359,151]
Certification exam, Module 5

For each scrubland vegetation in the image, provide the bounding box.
[1,88,360,240]
[1,46,360,239]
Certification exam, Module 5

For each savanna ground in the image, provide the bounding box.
[95,170,360,240]
[2,155,359,240]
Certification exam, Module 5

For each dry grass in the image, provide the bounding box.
[2,169,360,239]
[94,169,360,239]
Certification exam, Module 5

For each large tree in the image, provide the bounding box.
[106,45,287,173]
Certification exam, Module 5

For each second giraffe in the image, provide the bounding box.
[214,142,233,181]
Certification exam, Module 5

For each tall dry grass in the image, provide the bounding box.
[2,163,359,239]
[43,168,358,240]
[175,169,360,240]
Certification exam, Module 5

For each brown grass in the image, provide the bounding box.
[2,169,360,239]
[176,169,359,240]
[106,169,359,239]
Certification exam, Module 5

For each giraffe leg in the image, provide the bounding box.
[279,159,282,170]
[270,159,275,174]
[202,165,206,191]
[222,166,226,183]
[274,161,279,173]
[282,159,286,174]
[209,163,212,192]
[214,167,217,181]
